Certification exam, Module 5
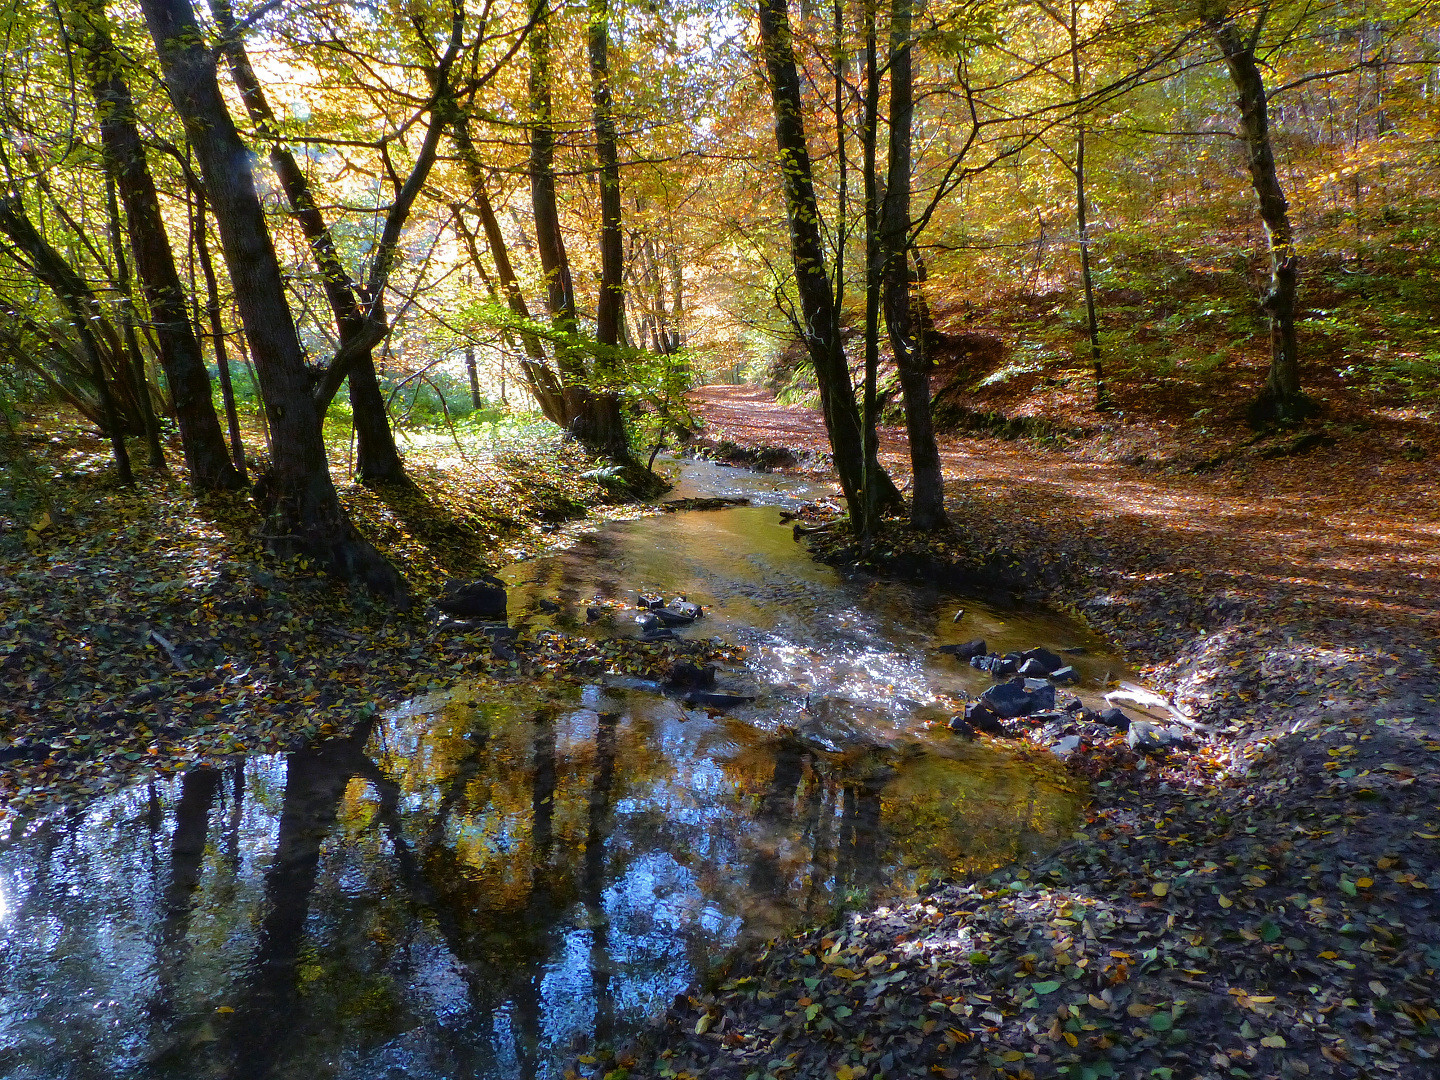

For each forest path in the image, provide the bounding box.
[689,383,1440,641]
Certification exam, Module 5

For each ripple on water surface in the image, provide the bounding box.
[0,460,1107,1080]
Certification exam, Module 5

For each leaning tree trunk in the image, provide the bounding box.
[757,0,901,523]
[76,0,241,492]
[137,0,408,603]
[450,114,568,423]
[209,0,407,486]
[0,198,135,483]
[880,0,947,531]
[1210,13,1305,422]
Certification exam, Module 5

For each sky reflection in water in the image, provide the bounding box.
[0,461,1102,1080]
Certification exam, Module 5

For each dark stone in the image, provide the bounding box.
[586,606,603,622]
[1017,657,1050,677]
[980,678,1055,719]
[683,691,755,709]
[1051,665,1079,685]
[1099,707,1132,731]
[535,598,561,613]
[947,716,977,739]
[963,701,1009,736]
[1127,720,1167,752]
[937,638,987,660]
[664,662,716,692]
[637,592,664,610]
[636,612,660,634]
[656,601,702,626]
[436,575,507,619]
[1062,697,1085,714]
[969,653,1019,676]
[1020,647,1065,674]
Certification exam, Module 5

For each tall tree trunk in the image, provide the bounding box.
[193,195,249,480]
[582,0,632,461]
[757,0,900,523]
[881,0,946,530]
[861,0,883,540]
[1209,11,1306,422]
[1070,0,1108,411]
[74,0,240,491]
[209,0,407,486]
[103,174,168,472]
[137,0,408,603]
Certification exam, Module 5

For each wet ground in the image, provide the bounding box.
[0,460,1121,1080]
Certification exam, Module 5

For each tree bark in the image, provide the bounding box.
[137,0,408,603]
[1209,10,1306,422]
[449,117,568,423]
[583,0,632,461]
[529,0,630,460]
[193,194,249,481]
[209,0,407,486]
[103,174,168,472]
[75,0,240,491]
[0,198,134,483]
[881,0,947,530]
[1070,0,1108,411]
[757,0,900,523]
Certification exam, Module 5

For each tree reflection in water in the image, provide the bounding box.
[0,686,1076,1080]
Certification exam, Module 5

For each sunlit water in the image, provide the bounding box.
[0,459,1114,1080]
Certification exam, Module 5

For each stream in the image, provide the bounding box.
[0,460,1121,1080]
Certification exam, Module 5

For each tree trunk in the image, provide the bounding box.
[861,0,883,540]
[0,198,134,483]
[75,0,240,491]
[881,0,946,530]
[1210,13,1306,422]
[1070,0,1108,411]
[138,0,408,603]
[209,0,407,486]
[582,0,632,462]
[757,0,900,523]
[529,0,630,461]
[192,195,249,481]
[104,175,167,472]
[449,120,568,423]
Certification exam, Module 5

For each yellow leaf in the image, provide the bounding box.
[1357,877,1374,888]
[216,1005,234,1014]
[1152,882,1169,897]
[1260,1035,1286,1048]
[1064,1032,1078,1047]
[1218,895,1233,908]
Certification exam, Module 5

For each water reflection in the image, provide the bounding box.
[0,460,1104,1079]
[0,688,1074,1080]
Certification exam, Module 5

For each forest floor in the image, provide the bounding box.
[0,416,727,818]
[616,385,1440,1080]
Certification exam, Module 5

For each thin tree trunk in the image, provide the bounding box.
[0,198,134,483]
[209,0,407,485]
[74,0,239,491]
[137,0,408,603]
[757,0,900,523]
[860,0,893,539]
[1209,12,1306,422]
[104,174,167,471]
[583,0,632,461]
[193,195,249,481]
[1070,0,1108,411]
[880,0,946,530]
[466,346,482,409]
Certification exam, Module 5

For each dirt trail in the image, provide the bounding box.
[690,384,1440,639]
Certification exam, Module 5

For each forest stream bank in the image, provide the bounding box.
[607,388,1440,1080]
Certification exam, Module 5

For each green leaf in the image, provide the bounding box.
[1031,980,1062,994]
[1148,1013,1173,1031]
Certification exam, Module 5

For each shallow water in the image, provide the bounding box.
[0,459,1113,1080]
